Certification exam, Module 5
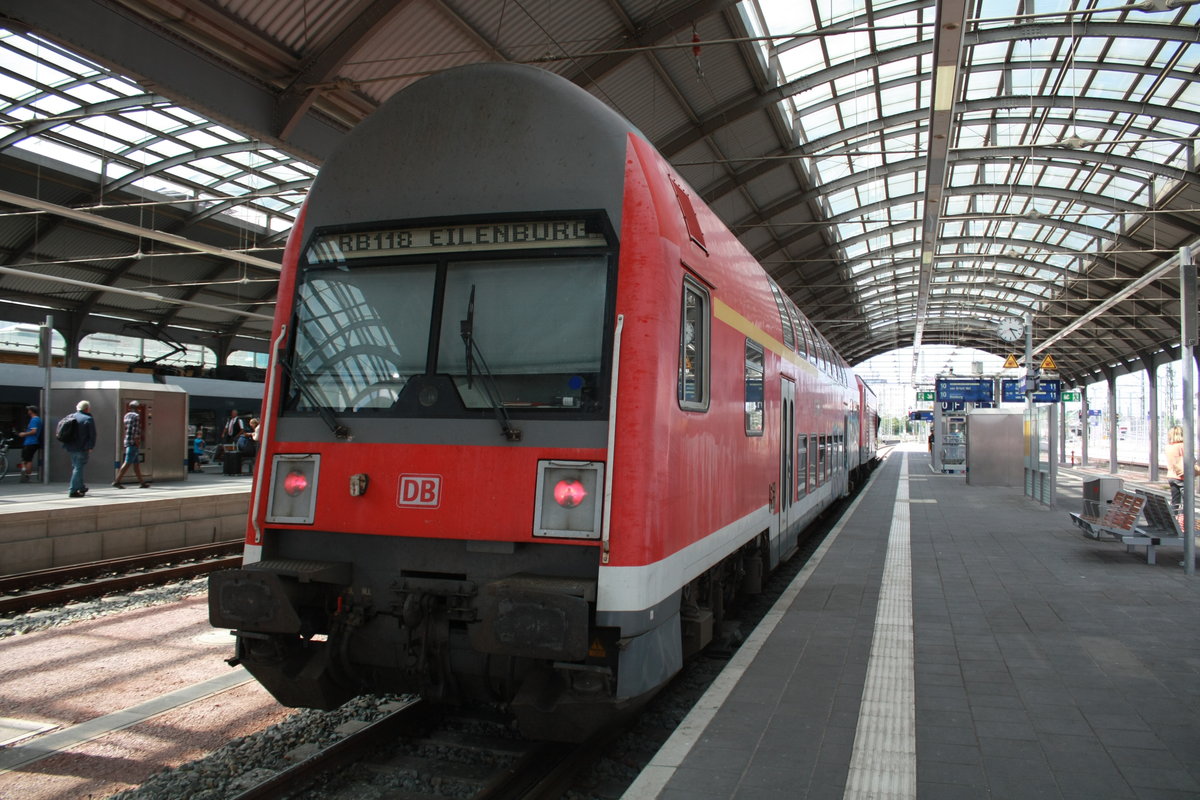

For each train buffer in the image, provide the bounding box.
[1069,490,1145,543]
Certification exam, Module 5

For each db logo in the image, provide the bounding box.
[397,474,442,508]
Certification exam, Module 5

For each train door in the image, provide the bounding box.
[779,379,795,540]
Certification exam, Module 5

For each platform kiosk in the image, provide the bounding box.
[932,377,994,474]
[48,381,188,486]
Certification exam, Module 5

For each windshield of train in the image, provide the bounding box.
[284,224,611,417]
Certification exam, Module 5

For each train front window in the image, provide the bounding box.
[285,253,609,416]
[288,264,436,412]
[438,257,607,410]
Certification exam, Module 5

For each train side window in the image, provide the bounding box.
[786,303,804,355]
[797,433,808,497]
[744,339,764,435]
[809,434,819,488]
[678,277,710,411]
[768,281,794,351]
[818,435,827,483]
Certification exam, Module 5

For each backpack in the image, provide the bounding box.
[55,414,78,444]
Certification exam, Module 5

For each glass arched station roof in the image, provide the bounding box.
[0,0,1195,386]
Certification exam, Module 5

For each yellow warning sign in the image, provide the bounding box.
[1003,354,1020,369]
[588,637,607,658]
[1040,354,1057,371]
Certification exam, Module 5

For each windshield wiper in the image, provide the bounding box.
[460,285,522,442]
[279,358,352,440]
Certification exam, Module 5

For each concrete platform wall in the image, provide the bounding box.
[0,493,249,574]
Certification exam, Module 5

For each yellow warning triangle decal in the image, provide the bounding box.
[1003,354,1020,369]
[1040,354,1057,370]
[588,637,607,658]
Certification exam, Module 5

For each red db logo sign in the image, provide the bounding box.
[397,474,441,508]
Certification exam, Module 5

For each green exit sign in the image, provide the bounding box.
[1061,391,1080,402]
[916,391,935,401]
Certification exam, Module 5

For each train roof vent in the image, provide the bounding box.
[669,176,706,252]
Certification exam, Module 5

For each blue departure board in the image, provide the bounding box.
[935,378,994,403]
[1001,378,1061,403]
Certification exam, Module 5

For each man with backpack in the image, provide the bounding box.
[59,400,96,498]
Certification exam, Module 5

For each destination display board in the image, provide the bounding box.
[935,377,994,404]
[1001,378,1061,403]
[306,219,605,263]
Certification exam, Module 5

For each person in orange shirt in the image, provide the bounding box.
[1164,425,1198,511]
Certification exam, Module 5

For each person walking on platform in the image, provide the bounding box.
[1165,425,1197,511]
[16,405,42,482]
[61,400,96,498]
[112,400,150,489]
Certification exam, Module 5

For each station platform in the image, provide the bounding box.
[624,443,1200,800]
[0,464,250,575]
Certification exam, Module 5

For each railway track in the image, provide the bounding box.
[227,699,618,800]
[0,540,243,615]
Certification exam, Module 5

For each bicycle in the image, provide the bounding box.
[0,435,14,482]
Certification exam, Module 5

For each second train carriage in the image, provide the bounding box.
[210,64,877,740]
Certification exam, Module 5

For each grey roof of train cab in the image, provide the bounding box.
[0,0,1197,388]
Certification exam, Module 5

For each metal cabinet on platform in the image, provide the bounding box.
[966,408,1025,487]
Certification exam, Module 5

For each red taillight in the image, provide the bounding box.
[283,470,309,496]
[553,479,587,508]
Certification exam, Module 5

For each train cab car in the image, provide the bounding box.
[209,63,866,741]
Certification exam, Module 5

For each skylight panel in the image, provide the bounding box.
[13,137,101,171]
[97,77,140,97]
[1,51,68,88]
[1088,71,1137,100]
[1153,77,1199,111]
[827,30,873,63]
[57,123,127,154]
[836,94,878,129]
[144,139,192,159]
[820,0,867,27]
[164,162,222,186]
[0,73,36,105]
[879,84,915,116]
[84,114,154,145]
[757,0,815,35]
[777,40,827,82]
[133,108,188,133]
[261,164,310,182]
[176,129,227,149]
[6,32,98,77]
[191,156,242,178]
[797,106,843,143]
[207,124,248,143]
[64,82,121,105]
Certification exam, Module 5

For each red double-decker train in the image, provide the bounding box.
[209,63,879,740]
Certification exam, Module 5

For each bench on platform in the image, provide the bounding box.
[1123,489,1188,565]
[1069,490,1145,542]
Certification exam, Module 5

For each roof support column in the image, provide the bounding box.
[1104,368,1118,476]
[1080,386,1090,468]
[1146,358,1160,484]
[58,312,85,370]
[1180,245,1196,575]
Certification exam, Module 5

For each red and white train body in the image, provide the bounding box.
[210,64,878,740]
